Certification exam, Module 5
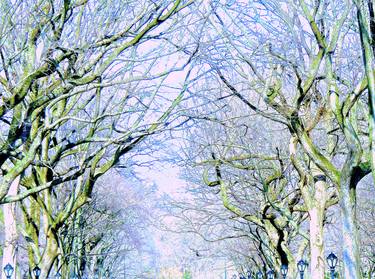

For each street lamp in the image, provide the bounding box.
[4,263,14,279]
[297,260,307,279]
[256,271,263,279]
[326,252,338,279]
[266,269,275,279]
[280,264,288,279]
[55,271,62,279]
[33,266,41,279]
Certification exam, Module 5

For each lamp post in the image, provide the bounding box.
[4,263,14,279]
[297,260,307,279]
[266,269,275,279]
[326,252,338,279]
[55,271,62,279]
[280,264,288,279]
[33,266,41,279]
[256,271,262,279]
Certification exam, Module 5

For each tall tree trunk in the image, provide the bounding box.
[340,168,362,279]
[2,177,20,279]
[39,229,59,279]
[307,173,327,279]
[309,207,325,279]
[293,148,327,279]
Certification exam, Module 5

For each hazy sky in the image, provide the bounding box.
[135,161,239,278]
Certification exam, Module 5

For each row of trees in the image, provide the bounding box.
[1,0,375,278]
[165,0,375,278]
[0,0,198,278]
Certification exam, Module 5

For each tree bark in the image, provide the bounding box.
[340,168,362,279]
[39,229,59,279]
[306,174,327,279]
[2,177,20,279]
[291,137,327,279]
[309,207,325,279]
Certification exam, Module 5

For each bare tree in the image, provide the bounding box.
[181,0,371,278]
[0,0,197,277]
